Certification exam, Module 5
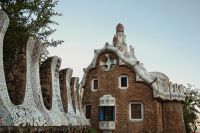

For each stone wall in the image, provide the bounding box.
[71,77,77,113]
[59,69,69,113]
[0,10,89,132]
[6,46,26,105]
[162,102,186,133]
[40,57,54,110]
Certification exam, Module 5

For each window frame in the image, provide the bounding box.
[118,75,129,89]
[129,102,144,122]
[91,78,99,91]
[84,104,92,120]
[99,106,116,121]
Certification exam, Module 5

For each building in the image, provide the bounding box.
[81,23,186,133]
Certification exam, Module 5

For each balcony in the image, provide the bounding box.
[99,121,115,130]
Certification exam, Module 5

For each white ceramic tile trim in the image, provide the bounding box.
[0,10,89,127]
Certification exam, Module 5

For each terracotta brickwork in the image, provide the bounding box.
[83,52,164,133]
[162,102,185,133]
[82,23,186,133]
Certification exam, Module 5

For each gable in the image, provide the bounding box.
[81,24,186,102]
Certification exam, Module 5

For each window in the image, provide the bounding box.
[84,105,91,119]
[129,102,144,121]
[119,75,128,89]
[99,106,115,121]
[93,79,98,90]
[91,78,98,91]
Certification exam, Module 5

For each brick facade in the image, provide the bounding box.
[82,24,186,133]
[83,52,163,133]
[162,102,185,133]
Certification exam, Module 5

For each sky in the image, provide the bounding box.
[48,0,200,88]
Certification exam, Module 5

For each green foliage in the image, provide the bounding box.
[87,128,97,133]
[0,0,63,69]
[183,84,200,133]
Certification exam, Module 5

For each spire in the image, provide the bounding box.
[112,23,129,56]
[114,23,126,45]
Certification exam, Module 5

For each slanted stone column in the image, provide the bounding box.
[70,77,85,126]
[0,10,90,129]
[0,10,13,126]
[40,56,69,126]
[162,102,185,133]
[0,10,49,125]
[59,68,79,126]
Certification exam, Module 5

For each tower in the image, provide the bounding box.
[113,23,129,56]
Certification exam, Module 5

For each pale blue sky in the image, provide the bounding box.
[48,0,200,88]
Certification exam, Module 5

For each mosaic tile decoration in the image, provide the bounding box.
[0,10,89,127]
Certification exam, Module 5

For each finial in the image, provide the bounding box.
[116,23,124,32]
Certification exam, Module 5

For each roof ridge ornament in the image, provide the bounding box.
[100,54,117,71]
[116,23,124,33]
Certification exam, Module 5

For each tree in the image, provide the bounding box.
[183,84,200,133]
[0,0,63,70]
[0,0,63,105]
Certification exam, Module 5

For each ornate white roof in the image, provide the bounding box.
[80,23,185,102]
